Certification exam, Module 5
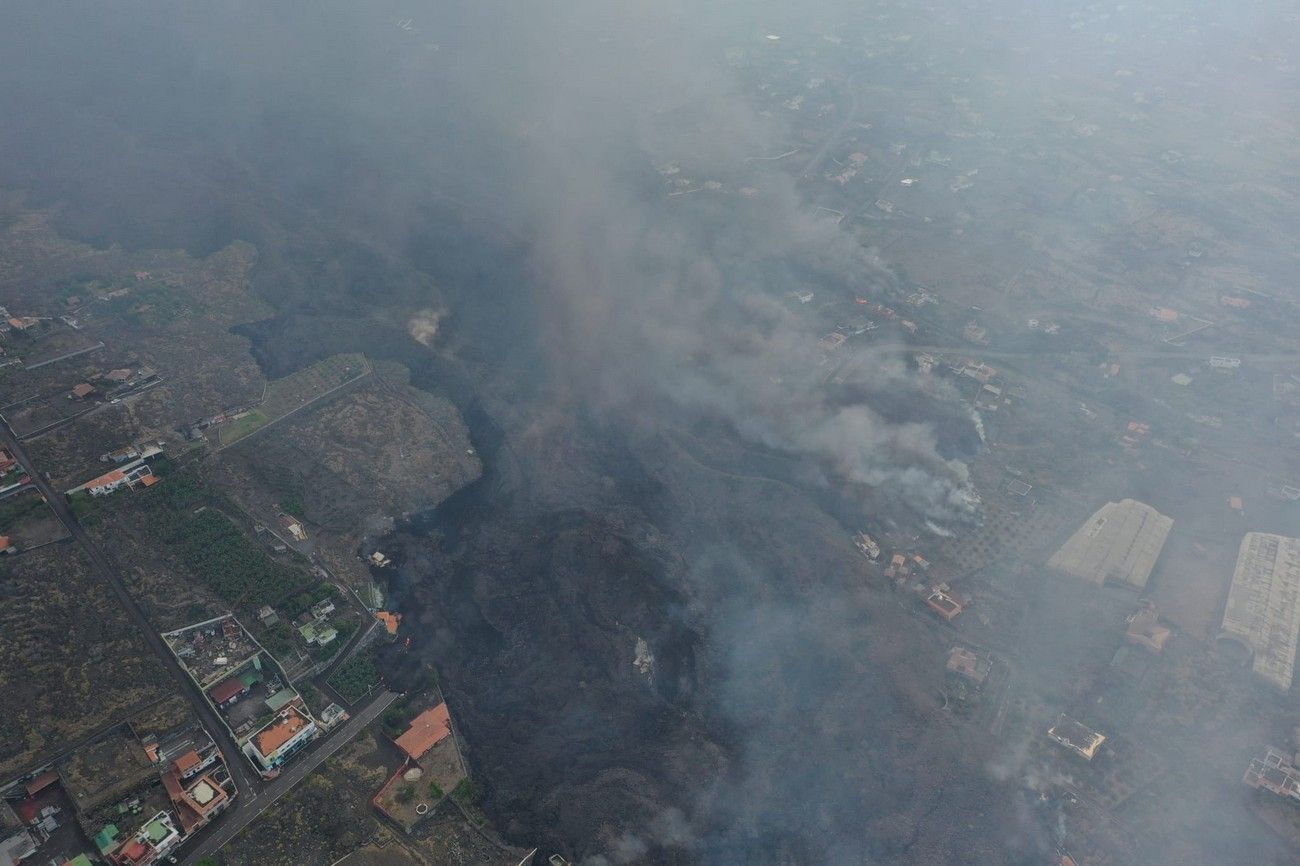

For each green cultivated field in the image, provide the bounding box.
[217,353,370,448]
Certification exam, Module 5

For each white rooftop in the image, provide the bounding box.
[1221,533,1300,690]
[1048,499,1173,590]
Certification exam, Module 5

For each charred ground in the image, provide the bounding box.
[229,271,1029,865]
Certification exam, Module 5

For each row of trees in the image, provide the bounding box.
[138,472,306,606]
[328,650,379,704]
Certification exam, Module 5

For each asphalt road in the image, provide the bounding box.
[179,689,400,866]
[0,420,262,800]
[317,615,379,686]
[0,418,406,863]
[801,74,860,177]
[903,343,1300,366]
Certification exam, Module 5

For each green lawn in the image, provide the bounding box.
[215,353,369,448]
[216,409,268,447]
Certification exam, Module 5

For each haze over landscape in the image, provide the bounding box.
[1,2,1299,865]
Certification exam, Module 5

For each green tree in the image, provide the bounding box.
[451,778,482,806]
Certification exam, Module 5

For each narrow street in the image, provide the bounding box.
[0,417,262,800]
[179,689,400,866]
[0,417,411,864]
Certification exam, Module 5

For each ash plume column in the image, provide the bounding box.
[0,0,992,862]
[518,64,978,525]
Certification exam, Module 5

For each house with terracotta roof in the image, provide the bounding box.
[394,703,453,760]
[171,750,203,779]
[376,610,402,635]
[68,461,157,497]
[946,647,991,685]
[926,589,964,621]
[242,706,318,774]
[207,676,249,708]
[25,769,58,797]
[110,836,155,866]
[87,469,128,496]
[70,383,96,400]
[162,765,231,834]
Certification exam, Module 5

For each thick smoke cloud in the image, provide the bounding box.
[0,0,974,518]
[531,182,978,521]
[0,4,986,862]
[17,2,1300,865]
[499,5,979,523]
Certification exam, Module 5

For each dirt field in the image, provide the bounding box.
[220,731,389,866]
[214,352,371,448]
[374,770,431,833]
[127,692,196,741]
[208,361,481,595]
[85,496,236,633]
[218,363,479,531]
[418,738,466,801]
[335,844,426,866]
[0,545,176,782]
[59,724,156,815]
[0,213,273,487]
[407,802,522,866]
[220,726,522,866]
[0,489,69,550]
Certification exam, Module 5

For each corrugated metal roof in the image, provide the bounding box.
[1221,533,1300,690]
[264,688,297,712]
[1047,499,1173,590]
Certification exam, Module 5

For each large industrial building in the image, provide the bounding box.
[1219,532,1300,690]
[1047,499,1173,590]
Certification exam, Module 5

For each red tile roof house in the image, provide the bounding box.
[171,750,202,778]
[207,676,250,708]
[394,703,453,760]
[162,760,231,834]
[926,589,964,621]
[110,838,154,866]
